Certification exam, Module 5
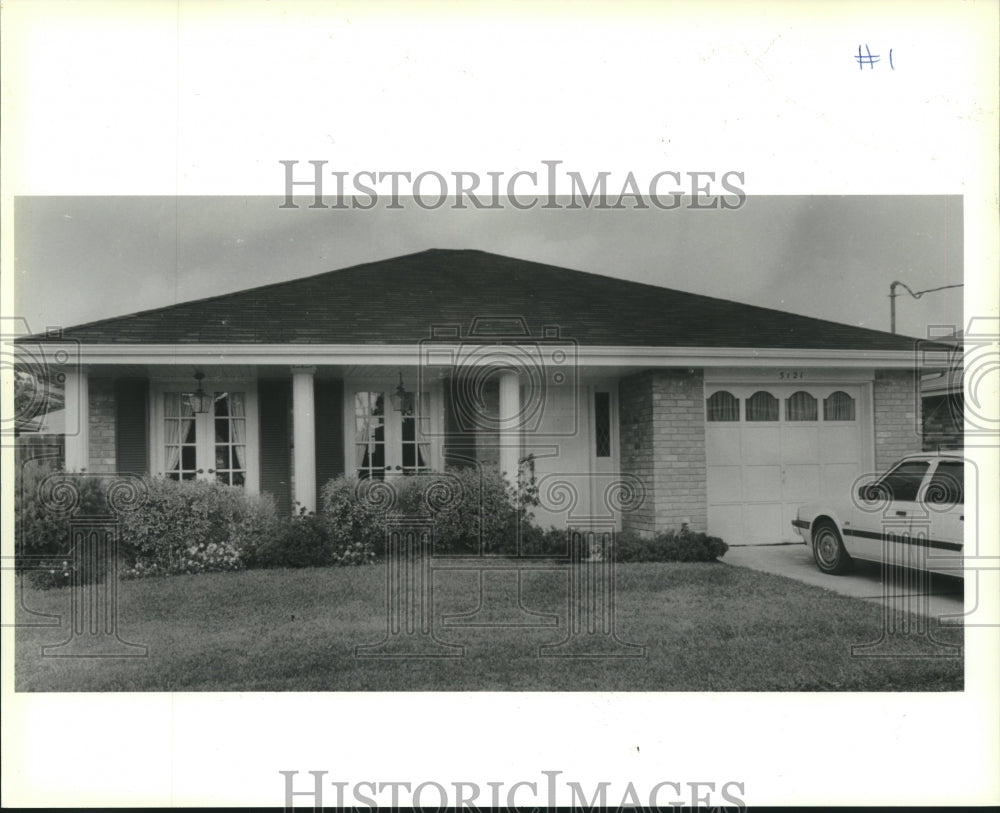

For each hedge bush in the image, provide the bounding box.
[15,463,728,585]
[15,464,111,588]
[320,467,534,556]
[320,476,394,556]
[243,505,376,569]
[615,528,728,563]
[118,477,278,579]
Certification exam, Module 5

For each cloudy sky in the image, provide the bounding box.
[14,194,963,339]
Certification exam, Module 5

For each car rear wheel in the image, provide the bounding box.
[812,521,851,574]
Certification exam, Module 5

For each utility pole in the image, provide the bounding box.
[889,281,964,333]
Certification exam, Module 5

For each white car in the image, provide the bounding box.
[793,453,964,577]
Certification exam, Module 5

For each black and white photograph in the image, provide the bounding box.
[10,194,968,688]
[2,1,997,809]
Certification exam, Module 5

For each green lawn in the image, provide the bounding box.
[14,562,962,691]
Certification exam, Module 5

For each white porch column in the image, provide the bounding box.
[291,366,317,513]
[63,368,89,472]
[498,369,521,485]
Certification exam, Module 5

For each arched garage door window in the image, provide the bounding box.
[785,391,818,421]
[823,390,856,421]
[706,390,740,421]
[745,391,778,421]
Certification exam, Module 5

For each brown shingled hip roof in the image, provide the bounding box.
[23,248,931,351]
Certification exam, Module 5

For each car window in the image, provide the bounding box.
[925,460,964,506]
[877,460,931,502]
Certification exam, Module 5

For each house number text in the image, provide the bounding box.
[777,371,805,380]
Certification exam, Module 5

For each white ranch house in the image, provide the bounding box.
[18,249,935,543]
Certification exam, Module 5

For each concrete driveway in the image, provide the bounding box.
[723,542,965,621]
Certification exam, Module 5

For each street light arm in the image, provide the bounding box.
[890,280,921,300]
[909,282,964,297]
[888,281,963,333]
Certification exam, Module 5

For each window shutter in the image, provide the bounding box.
[314,378,344,503]
[258,379,292,515]
[114,379,148,475]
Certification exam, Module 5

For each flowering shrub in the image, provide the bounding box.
[25,558,75,590]
[118,478,277,579]
[120,539,245,580]
[330,538,377,566]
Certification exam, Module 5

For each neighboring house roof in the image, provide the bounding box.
[22,248,939,351]
[15,407,66,435]
[921,369,964,396]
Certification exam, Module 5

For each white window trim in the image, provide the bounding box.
[149,380,260,493]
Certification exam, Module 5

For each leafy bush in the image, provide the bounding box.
[15,464,112,588]
[244,505,376,569]
[401,467,524,555]
[24,558,76,590]
[320,467,537,557]
[118,478,277,579]
[615,528,728,563]
[320,476,394,556]
[518,524,572,557]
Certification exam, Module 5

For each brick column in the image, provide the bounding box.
[650,369,707,532]
[873,369,923,471]
[88,378,116,474]
[618,369,707,535]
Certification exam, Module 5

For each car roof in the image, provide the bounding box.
[894,452,965,464]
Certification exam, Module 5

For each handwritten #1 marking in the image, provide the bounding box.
[856,44,894,70]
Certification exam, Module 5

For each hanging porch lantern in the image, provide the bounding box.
[389,371,415,415]
[185,372,213,415]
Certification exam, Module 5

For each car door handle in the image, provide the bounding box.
[895,510,907,517]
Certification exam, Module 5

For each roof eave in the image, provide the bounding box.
[14,342,925,369]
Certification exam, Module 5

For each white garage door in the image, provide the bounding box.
[706,383,867,544]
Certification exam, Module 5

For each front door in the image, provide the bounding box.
[526,384,620,528]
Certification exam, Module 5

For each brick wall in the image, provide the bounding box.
[619,369,708,535]
[88,377,116,473]
[873,369,923,470]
